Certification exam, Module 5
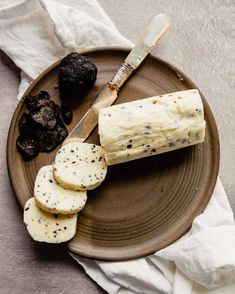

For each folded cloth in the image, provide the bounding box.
[72,179,235,294]
[0,1,234,293]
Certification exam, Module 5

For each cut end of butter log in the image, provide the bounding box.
[23,198,77,243]
[98,89,206,165]
[34,165,87,214]
[53,142,108,190]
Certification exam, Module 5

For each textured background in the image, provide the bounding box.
[0,0,234,293]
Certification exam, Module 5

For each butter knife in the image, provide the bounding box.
[64,14,170,144]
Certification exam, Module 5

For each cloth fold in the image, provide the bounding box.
[72,179,235,294]
[0,1,234,293]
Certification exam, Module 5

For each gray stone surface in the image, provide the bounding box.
[0,0,234,293]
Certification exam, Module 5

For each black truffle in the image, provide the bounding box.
[30,105,57,129]
[53,103,60,117]
[29,119,67,153]
[16,135,40,159]
[56,118,68,143]
[24,91,50,111]
[38,128,60,152]
[61,103,73,125]
[18,112,33,134]
[58,52,97,98]
[17,90,69,159]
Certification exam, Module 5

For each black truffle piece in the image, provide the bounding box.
[61,103,73,125]
[37,119,68,152]
[56,118,68,143]
[18,112,32,133]
[24,91,50,111]
[58,52,97,97]
[37,90,50,99]
[30,105,57,129]
[53,103,60,117]
[18,112,41,137]
[38,128,59,152]
[16,135,40,159]
[17,90,69,159]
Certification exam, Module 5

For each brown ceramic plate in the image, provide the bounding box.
[7,48,219,261]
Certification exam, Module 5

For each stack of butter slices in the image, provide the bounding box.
[24,143,107,243]
[23,89,206,243]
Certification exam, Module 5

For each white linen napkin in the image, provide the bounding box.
[0,1,234,293]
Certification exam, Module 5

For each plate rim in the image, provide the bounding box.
[7,46,220,261]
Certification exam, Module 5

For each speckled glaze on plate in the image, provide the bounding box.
[7,48,219,261]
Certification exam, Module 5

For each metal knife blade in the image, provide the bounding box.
[64,84,118,143]
[64,14,170,144]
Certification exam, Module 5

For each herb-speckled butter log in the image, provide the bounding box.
[98,89,206,165]
[23,198,77,243]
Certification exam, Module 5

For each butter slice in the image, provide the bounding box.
[34,165,87,214]
[53,142,107,190]
[23,198,77,243]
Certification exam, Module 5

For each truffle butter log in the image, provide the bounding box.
[98,89,206,165]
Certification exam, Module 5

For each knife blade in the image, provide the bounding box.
[64,14,170,144]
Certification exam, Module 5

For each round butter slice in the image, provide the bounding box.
[34,165,87,214]
[53,142,108,190]
[23,198,77,243]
